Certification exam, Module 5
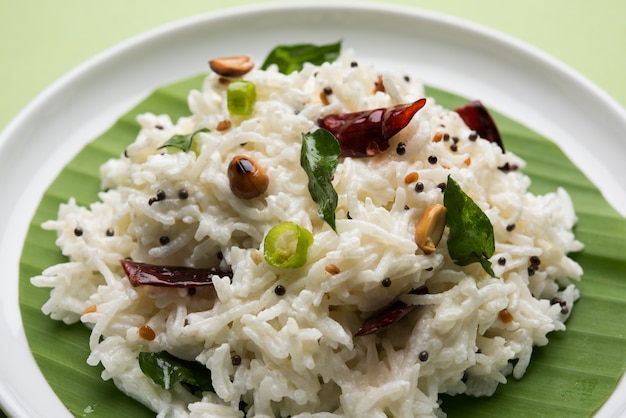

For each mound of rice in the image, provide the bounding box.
[32,49,583,417]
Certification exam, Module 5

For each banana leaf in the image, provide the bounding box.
[19,74,626,417]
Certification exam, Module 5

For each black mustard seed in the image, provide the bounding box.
[550,297,562,305]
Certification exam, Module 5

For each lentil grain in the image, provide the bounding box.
[404,172,419,184]
[138,325,156,341]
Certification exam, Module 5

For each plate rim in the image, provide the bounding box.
[3,1,626,144]
[1,1,625,417]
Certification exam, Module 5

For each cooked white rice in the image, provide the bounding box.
[32,49,583,418]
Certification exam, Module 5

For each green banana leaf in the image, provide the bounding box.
[18,74,626,418]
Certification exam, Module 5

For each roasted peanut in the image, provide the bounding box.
[415,204,447,254]
[228,155,269,199]
[209,55,254,77]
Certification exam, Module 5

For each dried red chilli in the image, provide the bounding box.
[120,259,232,288]
[354,300,417,337]
[318,99,427,158]
[455,100,505,152]
[355,287,427,336]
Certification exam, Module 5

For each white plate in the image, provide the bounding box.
[1,2,625,417]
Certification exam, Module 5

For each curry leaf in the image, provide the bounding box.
[157,128,210,154]
[138,351,213,392]
[443,175,496,276]
[261,41,342,74]
[300,129,341,232]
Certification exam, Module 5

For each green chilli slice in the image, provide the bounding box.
[227,80,256,115]
[263,222,314,268]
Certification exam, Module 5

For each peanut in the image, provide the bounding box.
[209,55,254,77]
[415,204,447,254]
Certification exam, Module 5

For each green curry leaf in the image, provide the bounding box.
[157,128,210,155]
[261,41,342,74]
[300,129,341,232]
[444,175,496,277]
[138,351,213,393]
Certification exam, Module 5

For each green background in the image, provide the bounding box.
[0,0,625,131]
